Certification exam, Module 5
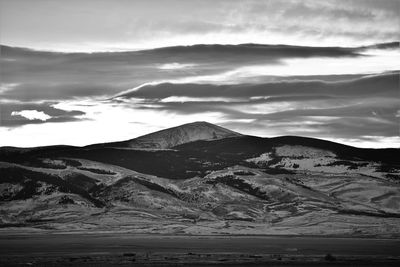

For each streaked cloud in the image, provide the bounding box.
[117,72,398,100]
[109,72,399,147]
[5,43,396,101]
[158,63,197,70]
[0,83,19,94]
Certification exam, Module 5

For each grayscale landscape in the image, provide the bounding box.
[1,121,400,265]
[0,0,399,266]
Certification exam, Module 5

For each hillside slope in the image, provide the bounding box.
[0,122,399,236]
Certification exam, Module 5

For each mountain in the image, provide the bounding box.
[0,122,400,236]
[89,121,241,150]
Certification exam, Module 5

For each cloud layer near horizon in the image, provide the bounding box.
[114,72,399,143]
[1,0,399,52]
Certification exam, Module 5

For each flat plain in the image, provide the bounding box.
[1,234,399,266]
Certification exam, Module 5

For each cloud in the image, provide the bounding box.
[0,30,398,149]
[158,62,196,70]
[117,72,398,100]
[228,0,399,46]
[1,101,85,127]
[160,96,240,103]
[1,0,398,51]
[11,110,51,121]
[5,43,392,101]
[0,83,19,94]
[110,72,399,145]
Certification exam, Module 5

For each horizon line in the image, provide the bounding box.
[1,120,399,150]
[1,41,399,54]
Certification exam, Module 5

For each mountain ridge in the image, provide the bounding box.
[1,121,399,151]
[1,121,400,236]
[1,41,398,54]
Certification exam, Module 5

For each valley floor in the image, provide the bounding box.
[0,234,399,266]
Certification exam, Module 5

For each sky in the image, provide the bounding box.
[1,0,399,52]
[0,0,399,148]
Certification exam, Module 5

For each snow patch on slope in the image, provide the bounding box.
[275,145,336,158]
[246,153,273,165]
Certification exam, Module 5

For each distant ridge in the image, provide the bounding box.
[1,41,398,54]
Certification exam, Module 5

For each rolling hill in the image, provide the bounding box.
[0,122,399,236]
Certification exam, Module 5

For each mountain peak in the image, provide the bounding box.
[185,121,214,126]
[123,121,241,149]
